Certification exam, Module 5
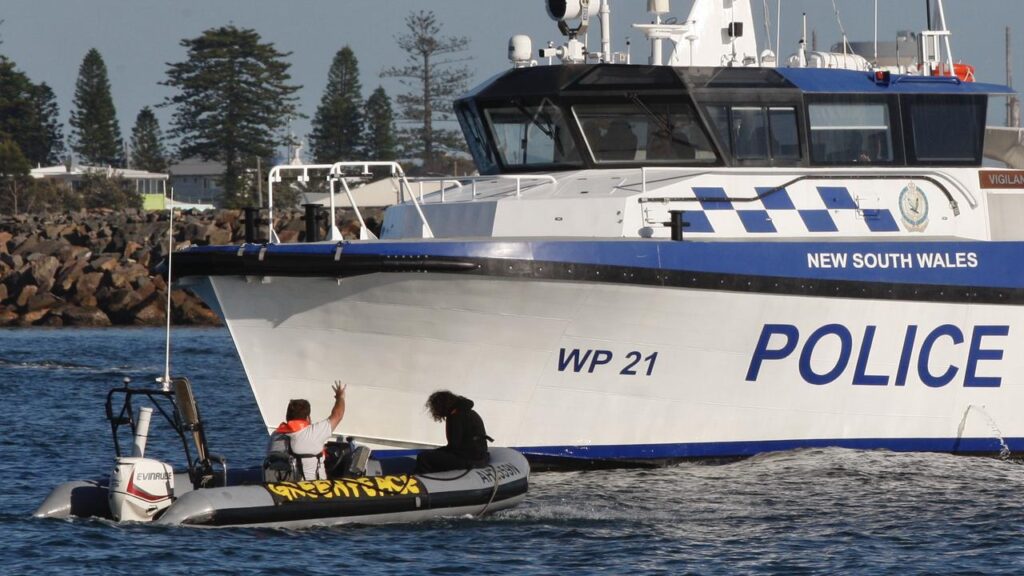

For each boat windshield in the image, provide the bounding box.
[573,101,717,164]
[808,101,894,164]
[484,100,584,168]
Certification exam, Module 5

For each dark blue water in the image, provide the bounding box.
[2,328,1023,574]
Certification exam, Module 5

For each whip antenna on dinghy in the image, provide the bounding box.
[161,187,174,392]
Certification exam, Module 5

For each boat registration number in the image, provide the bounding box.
[557,348,659,376]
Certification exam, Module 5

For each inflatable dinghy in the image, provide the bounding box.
[35,378,529,528]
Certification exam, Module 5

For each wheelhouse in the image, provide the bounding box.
[454,64,1007,175]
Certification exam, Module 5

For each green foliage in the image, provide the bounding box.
[20,178,85,214]
[130,106,168,172]
[309,46,364,163]
[80,172,141,210]
[0,57,64,166]
[0,138,31,214]
[70,48,124,166]
[162,26,301,208]
[29,83,66,166]
[381,11,472,172]
[364,87,397,161]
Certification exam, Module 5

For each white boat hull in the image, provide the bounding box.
[192,265,1024,461]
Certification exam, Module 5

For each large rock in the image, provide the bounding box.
[27,256,60,293]
[0,253,23,270]
[0,231,11,254]
[74,272,105,304]
[173,291,222,326]
[133,276,156,301]
[26,292,61,312]
[15,285,38,309]
[207,225,232,246]
[132,299,166,325]
[57,245,91,262]
[62,306,112,327]
[0,306,18,326]
[152,274,167,293]
[103,288,143,323]
[55,258,89,294]
[123,240,142,261]
[89,255,119,273]
[10,234,40,256]
[277,229,300,243]
[19,308,50,326]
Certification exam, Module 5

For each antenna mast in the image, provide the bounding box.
[162,187,174,391]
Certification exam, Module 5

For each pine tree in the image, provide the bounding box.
[70,48,123,166]
[162,26,301,207]
[130,106,168,172]
[309,46,364,163]
[364,87,397,161]
[0,58,64,167]
[0,57,36,147]
[27,83,65,166]
[382,11,471,172]
[0,138,31,214]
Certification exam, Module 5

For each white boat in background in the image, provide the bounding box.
[176,0,1024,466]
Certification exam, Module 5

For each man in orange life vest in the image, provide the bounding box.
[266,381,346,480]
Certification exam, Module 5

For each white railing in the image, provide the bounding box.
[266,161,435,243]
[266,164,334,244]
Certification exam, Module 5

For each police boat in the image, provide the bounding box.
[172,0,1024,466]
[34,377,529,528]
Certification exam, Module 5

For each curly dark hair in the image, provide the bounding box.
[425,390,458,422]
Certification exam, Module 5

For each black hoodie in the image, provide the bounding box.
[444,396,489,462]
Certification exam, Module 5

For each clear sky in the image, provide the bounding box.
[2,0,1022,163]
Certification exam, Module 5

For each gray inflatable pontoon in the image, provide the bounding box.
[34,379,529,528]
[37,448,529,528]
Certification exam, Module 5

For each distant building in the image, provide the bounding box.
[31,163,168,194]
[168,158,225,205]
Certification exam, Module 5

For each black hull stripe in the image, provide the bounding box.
[172,252,1024,306]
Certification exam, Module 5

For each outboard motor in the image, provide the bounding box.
[108,406,175,522]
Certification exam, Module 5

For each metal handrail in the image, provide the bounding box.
[267,164,334,244]
[266,161,438,243]
[329,162,434,239]
[639,166,977,211]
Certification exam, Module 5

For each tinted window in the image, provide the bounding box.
[573,101,716,164]
[905,95,984,164]
[809,102,893,164]
[706,105,732,156]
[768,107,800,161]
[456,105,497,174]
[705,105,800,163]
[732,107,768,160]
[484,100,583,168]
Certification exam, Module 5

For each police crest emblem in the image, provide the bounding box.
[898,182,928,232]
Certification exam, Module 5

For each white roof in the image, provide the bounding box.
[31,164,168,181]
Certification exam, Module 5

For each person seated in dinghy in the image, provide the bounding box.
[415,390,493,473]
[266,382,346,480]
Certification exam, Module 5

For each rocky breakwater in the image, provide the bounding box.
[0,210,224,327]
[0,207,385,328]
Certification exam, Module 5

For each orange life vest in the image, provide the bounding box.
[275,419,311,434]
[271,419,326,464]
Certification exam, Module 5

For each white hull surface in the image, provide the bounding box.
[187,239,1024,462]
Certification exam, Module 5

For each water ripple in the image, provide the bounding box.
[3,328,1024,573]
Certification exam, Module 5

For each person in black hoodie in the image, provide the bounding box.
[415,390,491,473]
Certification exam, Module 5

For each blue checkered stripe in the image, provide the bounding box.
[682,186,900,234]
